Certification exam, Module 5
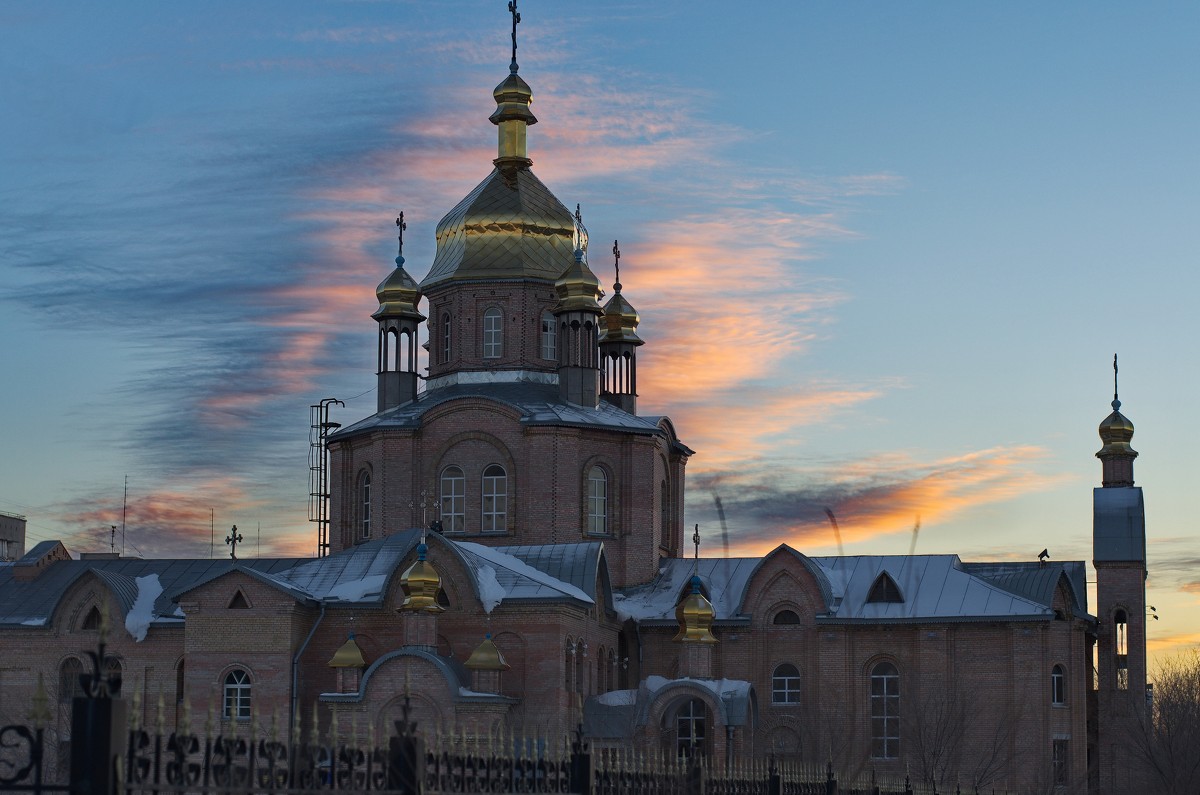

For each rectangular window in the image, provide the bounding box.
[482,466,507,532]
[1052,739,1069,785]
[483,309,503,358]
[541,313,557,360]
[870,664,900,759]
[440,469,465,533]
[0,539,7,560]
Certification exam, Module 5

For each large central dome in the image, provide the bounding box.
[419,167,578,289]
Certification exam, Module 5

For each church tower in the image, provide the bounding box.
[599,241,643,414]
[1091,355,1147,794]
[373,214,425,412]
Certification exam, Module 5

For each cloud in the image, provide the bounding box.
[688,445,1060,557]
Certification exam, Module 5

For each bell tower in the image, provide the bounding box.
[599,241,643,414]
[1092,355,1147,794]
[373,213,425,412]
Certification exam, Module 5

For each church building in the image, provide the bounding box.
[0,11,1150,795]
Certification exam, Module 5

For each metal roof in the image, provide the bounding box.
[330,382,668,442]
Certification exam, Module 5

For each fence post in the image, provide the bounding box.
[387,694,425,795]
[767,756,782,795]
[685,756,705,795]
[568,724,593,795]
[825,759,837,795]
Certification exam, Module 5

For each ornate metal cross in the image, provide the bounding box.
[508,1,521,67]
[225,525,243,560]
[396,211,406,257]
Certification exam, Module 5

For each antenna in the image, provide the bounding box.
[121,475,128,556]
[210,509,214,559]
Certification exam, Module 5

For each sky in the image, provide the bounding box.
[2,2,1198,660]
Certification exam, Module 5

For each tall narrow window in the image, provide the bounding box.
[1115,609,1129,690]
[1052,739,1069,785]
[660,480,670,538]
[870,662,900,759]
[483,308,503,358]
[440,466,465,533]
[482,465,507,532]
[358,471,371,539]
[223,670,251,720]
[59,658,84,702]
[772,663,801,704]
[1051,664,1066,705]
[675,699,707,757]
[587,467,608,535]
[541,311,557,361]
[441,313,452,363]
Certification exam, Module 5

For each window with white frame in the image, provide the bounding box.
[870,662,900,759]
[1051,664,1066,705]
[440,466,465,532]
[483,308,503,358]
[541,311,557,361]
[587,466,608,535]
[482,465,507,532]
[675,698,707,757]
[772,663,801,704]
[441,313,452,363]
[1115,609,1129,690]
[358,471,371,539]
[223,669,251,720]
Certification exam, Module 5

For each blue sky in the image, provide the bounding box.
[2,2,1197,656]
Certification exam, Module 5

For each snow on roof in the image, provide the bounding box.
[613,558,760,622]
[124,574,163,642]
[456,542,594,606]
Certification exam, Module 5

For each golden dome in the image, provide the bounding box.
[398,543,445,613]
[601,287,643,344]
[464,634,511,671]
[673,575,718,644]
[490,67,537,127]
[553,250,604,314]
[373,256,426,322]
[1097,400,1138,459]
[328,634,367,668]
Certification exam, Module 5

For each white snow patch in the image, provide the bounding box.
[459,686,492,697]
[125,574,163,642]
[476,565,506,614]
[643,675,752,702]
[612,590,672,623]
[596,689,637,706]
[173,605,185,617]
[457,542,594,605]
[327,574,388,602]
[21,618,46,626]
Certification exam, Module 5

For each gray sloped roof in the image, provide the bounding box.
[496,542,603,603]
[329,382,668,442]
[613,557,764,623]
[963,561,1089,615]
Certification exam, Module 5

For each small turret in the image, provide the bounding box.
[553,247,604,407]
[373,213,426,412]
[465,632,511,694]
[398,540,444,613]
[328,634,367,693]
[672,575,718,644]
[599,241,643,414]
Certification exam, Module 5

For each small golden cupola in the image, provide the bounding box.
[673,575,718,644]
[465,633,511,671]
[373,213,426,412]
[599,240,644,414]
[1097,354,1138,488]
[398,539,445,613]
[328,633,367,694]
[553,244,604,407]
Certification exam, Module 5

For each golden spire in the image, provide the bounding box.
[398,536,445,613]
[1097,353,1137,458]
[328,634,367,668]
[373,212,425,323]
[490,1,536,165]
[673,525,717,643]
[601,240,643,344]
[465,633,511,671]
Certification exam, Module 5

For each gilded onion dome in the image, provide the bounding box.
[464,633,511,671]
[673,575,718,644]
[419,55,578,290]
[601,285,642,344]
[1097,399,1138,459]
[398,542,445,613]
[328,634,367,668]
[372,254,425,323]
[554,249,604,314]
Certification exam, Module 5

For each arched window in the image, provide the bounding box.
[483,308,503,358]
[564,638,574,692]
[357,471,371,539]
[440,466,465,533]
[59,657,83,702]
[597,646,606,693]
[1114,609,1129,690]
[773,610,801,625]
[541,311,557,361]
[772,663,801,704]
[660,480,670,537]
[1051,664,1066,705]
[81,605,102,630]
[867,573,904,603]
[870,662,900,759]
[482,465,507,532]
[674,698,707,757]
[441,313,452,363]
[224,669,251,720]
[587,466,608,535]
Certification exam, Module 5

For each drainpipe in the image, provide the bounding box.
[291,603,326,736]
